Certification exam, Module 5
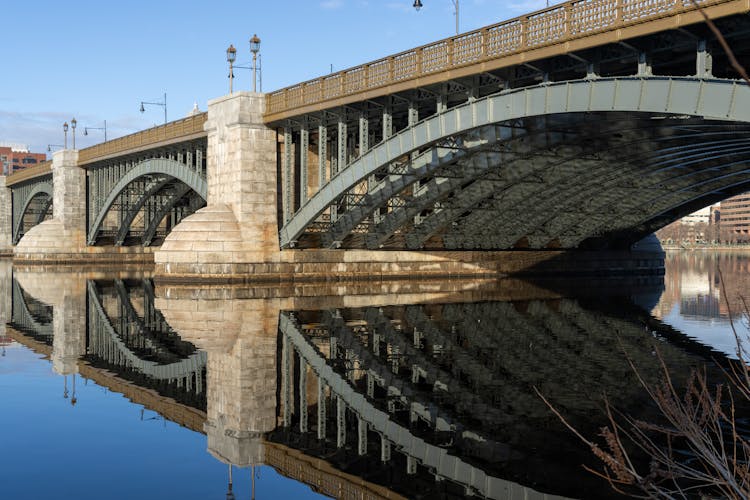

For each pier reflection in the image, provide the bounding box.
[5,268,732,500]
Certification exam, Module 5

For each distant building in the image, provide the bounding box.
[656,205,716,245]
[719,192,750,241]
[0,143,46,175]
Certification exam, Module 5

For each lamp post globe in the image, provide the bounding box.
[227,44,237,94]
[250,34,261,92]
[71,118,77,149]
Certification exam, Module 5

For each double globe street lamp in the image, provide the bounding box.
[226,34,261,94]
[62,118,77,149]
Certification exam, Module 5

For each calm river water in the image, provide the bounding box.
[0,251,746,500]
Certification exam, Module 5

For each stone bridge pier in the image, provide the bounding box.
[14,150,88,261]
[14,269,87,376]
[155,288,286,466]
[0,177,11,256]
[0,259,11,343]
[155,92,280,279]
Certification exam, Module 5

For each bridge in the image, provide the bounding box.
[2,0,749,280]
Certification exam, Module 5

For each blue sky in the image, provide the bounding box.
[0,0,550,156]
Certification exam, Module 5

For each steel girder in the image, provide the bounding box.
[437,127,750,249]
[113,177,174,245]
[141,185,201,246]
[280,77,750,250]
[12,181,53,245]
[278,311,519,499]
[87,158,207,245]
[11,279,53,337]
[87,280,206,380]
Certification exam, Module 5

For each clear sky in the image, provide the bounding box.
[0,0,550,156]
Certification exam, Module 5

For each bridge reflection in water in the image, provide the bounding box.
[6,269,731,499]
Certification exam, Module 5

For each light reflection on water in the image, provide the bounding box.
[0,255,744,499]
[652,251,750,359]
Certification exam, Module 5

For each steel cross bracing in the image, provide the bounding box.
[11,178,53,245]
[276,298,717,499]
[278,311,522,499]
[278,76,750,251]
[85,140,207,246]
[87,280,207,382]
[10,279,53,338]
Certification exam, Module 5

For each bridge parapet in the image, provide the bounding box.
[78,112,207,165]
[265,0,744,122]
[6,161,52,187]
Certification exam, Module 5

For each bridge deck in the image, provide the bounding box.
[264,0,750,123]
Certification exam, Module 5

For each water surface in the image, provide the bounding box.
[0,253,745,499]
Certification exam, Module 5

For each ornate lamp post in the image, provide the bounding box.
[249,34,261,92]
[139,93,167,124]
[63,122,69,149]
[413,0,459,35]
[71,118,77,149]
[84,120,107,142]
[226,44,237,94]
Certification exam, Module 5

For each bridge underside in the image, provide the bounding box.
[287,113,750,251]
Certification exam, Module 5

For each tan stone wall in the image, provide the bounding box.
[53,150,86,232]
[155,247,664,282]
[205,92,279,253]
[156,293,287,466]
[0,177,11,252]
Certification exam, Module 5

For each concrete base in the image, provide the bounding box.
[155,240,663,283]
[13,220,155,264]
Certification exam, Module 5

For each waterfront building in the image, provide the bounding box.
[0,144,46,175]
[718,192,750,242]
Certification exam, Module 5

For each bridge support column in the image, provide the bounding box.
[14,270,87,377]
[155,289,287,467]
[0,260,10,347]
[14,150,88,261]
[155,91,280,279]
[0,177,11,255]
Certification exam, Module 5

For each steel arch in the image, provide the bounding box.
[280,77,750,249]
[87,158,207,245]
[12,182,53,245]
[87,281,207,380]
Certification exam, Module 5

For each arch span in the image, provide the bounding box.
[12,182,53,245]
[281,77,750,251]
[87,158,207,245]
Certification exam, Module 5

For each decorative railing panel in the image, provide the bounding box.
[77,113,207,165]
[265,0,736,118]
[6,161,52,187]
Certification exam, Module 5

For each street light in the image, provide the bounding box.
[84,120,108,142]
[249,34,261,93]
[227,44,237,94]
[71,118,77,149]
[63,122,69,149]
[139,93,167,125]
[414,0,459,35]
[47,144,64,152]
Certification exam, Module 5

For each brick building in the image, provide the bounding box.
[718,192,750,242]
[0,144,46,175]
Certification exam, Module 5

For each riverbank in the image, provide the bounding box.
[662,245,750,252]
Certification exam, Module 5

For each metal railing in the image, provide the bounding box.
[78,112,208,165]
[6,161,52,186]
[266,0,733,117]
